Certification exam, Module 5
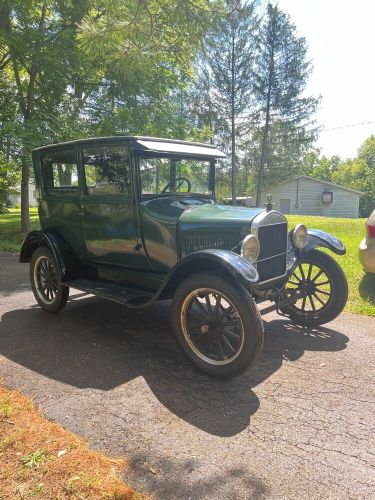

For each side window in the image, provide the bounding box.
[83,145,131,197]
[42,148,79,194]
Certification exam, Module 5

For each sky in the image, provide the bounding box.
[277,0,375,159]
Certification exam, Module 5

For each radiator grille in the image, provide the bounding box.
[256,222,287,282]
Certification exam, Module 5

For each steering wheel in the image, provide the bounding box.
[162,176,191,193]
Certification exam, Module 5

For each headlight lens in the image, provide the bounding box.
[293,224,308,249]
[241,234,260,263]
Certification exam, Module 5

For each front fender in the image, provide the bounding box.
[304,229,346,256]
[159,249,259,300]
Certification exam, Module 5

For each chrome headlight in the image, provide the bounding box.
[293,224,308,249]
[241,234,260,263]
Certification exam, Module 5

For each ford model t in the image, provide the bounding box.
[21,137,348,378]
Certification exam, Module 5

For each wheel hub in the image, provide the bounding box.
[300,280,317,295]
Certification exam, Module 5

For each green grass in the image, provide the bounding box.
[287,215,375,317]
[0,208,374,316]
[0,207,39,252]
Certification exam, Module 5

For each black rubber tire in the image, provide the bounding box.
[281,249,348,327]
[171,273,264,378]
[30,247,69,313]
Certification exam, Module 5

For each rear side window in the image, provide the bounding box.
[83,145,131,197]
[42,148,79,194]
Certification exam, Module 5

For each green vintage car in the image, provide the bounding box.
[21,136,348,377]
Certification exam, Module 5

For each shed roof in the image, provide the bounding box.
[271,175,364,195]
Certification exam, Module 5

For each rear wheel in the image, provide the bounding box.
[30,247,69,313]
[281,249,348,327]
[171,273,264,378]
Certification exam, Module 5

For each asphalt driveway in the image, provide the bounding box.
[0,252,374,499]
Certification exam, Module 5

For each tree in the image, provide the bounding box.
[0,152,19,213]
[199,0,259,204]
[77,0,223,138]
[252,3,318,206]
[0,0,93,231]
[332,136,375,217]
[301,151,341,182]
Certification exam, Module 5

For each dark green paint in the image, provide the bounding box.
[24,136,294,301]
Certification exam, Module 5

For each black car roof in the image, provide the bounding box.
[32,136,226,158]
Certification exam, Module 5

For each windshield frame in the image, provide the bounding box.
[136,152,216,200]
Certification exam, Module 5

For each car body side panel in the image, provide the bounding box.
[359,237,375,273]
[358,209,375,273]
[138,196,214,271]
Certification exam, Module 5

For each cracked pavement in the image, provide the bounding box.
[0,251,374,499]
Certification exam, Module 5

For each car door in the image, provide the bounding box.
[39,146,87,260]
[80,143,143,268]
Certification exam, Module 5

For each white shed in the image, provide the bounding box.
[257,176,363,218]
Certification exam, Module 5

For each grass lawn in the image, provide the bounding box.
[0,208,374,316]
[287,215,375,317]
[0,207,39,253]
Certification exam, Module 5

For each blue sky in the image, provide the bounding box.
[277,0,375,159]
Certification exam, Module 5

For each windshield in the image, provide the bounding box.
[139,157,214,197]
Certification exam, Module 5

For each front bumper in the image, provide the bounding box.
[359,238,375,274]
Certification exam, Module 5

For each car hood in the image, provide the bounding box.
[180,203,263,233]
[178,203,265,255]
[139,196,265,265]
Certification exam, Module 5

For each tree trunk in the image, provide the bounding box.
[256,47,274,207]
[231,34,236,206]
[3,1,48,232]
[20,156,31,233]
[255,113,270,207]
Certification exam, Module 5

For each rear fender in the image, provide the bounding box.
[159,249,259,299]
[20,229,79,279]
[303,229,346,256]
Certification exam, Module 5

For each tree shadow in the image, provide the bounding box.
[359,272,375,303]
[126,452,269,499]
[0,296,349,437]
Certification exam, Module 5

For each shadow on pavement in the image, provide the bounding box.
[126,452,269,499]
[0,296,349,437]
[359,272,375,303]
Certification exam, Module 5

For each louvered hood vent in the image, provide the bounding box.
[182,231,240,255]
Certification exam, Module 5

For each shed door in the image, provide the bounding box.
[279,199,291,214]
[80,144,142,268]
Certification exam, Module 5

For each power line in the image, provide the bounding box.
[321,120,375,132]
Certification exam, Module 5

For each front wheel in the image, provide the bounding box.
[280,249,348,327]
[171,273,264,378]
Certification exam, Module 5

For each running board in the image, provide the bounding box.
[63,278,153,306]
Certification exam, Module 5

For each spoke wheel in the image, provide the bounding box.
[281,249,348,327]
[34,256,59,304]
[285,261,333,315]
[30,247,69,313]
[181,288,245,366]
[171,273,264,378]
